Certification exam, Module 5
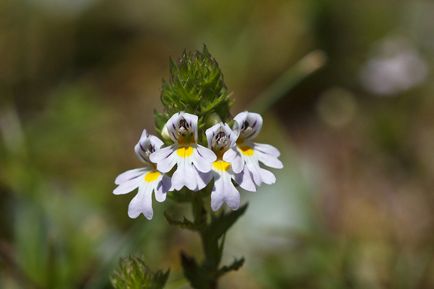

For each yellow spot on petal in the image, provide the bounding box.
[144,171,161,182]
[239,145,254,156]
[212,160,231,172]
[177,146,194,158]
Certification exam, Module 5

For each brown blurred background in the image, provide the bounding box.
[0,0,433,288]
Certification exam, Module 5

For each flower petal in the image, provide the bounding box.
[233,111,263,141]
[128,183,153,219]
[114,168,146,185]
[223,178,240,210]
[256,150,283,169]
[245,158,262,186]
[113,176,142,195]
[254,143,281,157]
[155,175,171,202]
[223,148,243,173]
[211,171,240,211]
[149,135,164,149]
[164,112,198,142]
[211,174,224,211]
[206,123,237,151]
[259,168,276,185]
[150,145,175,162]
[134,130,164,162]
[150,145,177,173]
[205,123,218,148]
[157,151,177,173]
[171,160,197,191]
[193,147,213,173]
[235,168,256,192]
[197,144,217,162]
[182,112,199,142]
[164,112,181,142]
[196,170,212,190]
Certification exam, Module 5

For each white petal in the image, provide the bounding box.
[134,130,164,163]
[206,123,218,148]
[114,168,146,185]
[156,150,177,173]
[235,168,256,192]
[211,174,224,211]
[149,145,175,162]
[254,143,281,157]
[134,129,150,162]
[196,170,212,190]
[223,148,243,173]
[171,163,184,191]
[182,112,199,142]
[232,111,248,137]
[193,147,213,173]
[164,112,199,142]
[226,189,240,210]
[196,144,217,162]
[256,150,283,169]
[224,123,238,147]
[184,162,198,190]
[223,175,240,210]
[233,111,263,140]
[211,171,240,211]
[205,123,237,149]
[128,183,153,219]
[259,168,276,185]
[150,145,177,173]
[155,175,171,202]
[113,176,142,195]
[171,160,197,191]
[245,158,262,186]
[149,135,164,149]
[164,112,182,142]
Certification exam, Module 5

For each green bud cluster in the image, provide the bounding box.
[110,256,169,289]
[154,46,232,142]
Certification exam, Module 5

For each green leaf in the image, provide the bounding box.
[166,188,193,203]
[180,252,215,289]
[205,204,248,241]
[164,212,199,231]
[217,258,245,277]
[110,256,169,289]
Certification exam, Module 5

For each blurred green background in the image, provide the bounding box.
[0,0,433,288]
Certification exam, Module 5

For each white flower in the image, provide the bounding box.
[206,123,254,211]
[360,37,428,96]
[113,130,171,220]
[224,111,283,188]
[150,112,217,191]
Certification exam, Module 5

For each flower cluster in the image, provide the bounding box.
[114,111,283,219]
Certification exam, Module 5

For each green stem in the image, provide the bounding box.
[191,193,222,289]
[180,191,246,289]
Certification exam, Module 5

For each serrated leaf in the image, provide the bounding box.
[205,204,248,241]
[217,258,245,277]
[164,212,199,231]
[180,252,213,289]
[110,256,169,289]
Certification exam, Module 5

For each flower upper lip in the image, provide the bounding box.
[233,111,263,141]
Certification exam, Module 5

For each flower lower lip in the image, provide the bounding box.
[239,145,254,156]
[177,146,194,158]
[144,171,161,182]
[213,160,230,172]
